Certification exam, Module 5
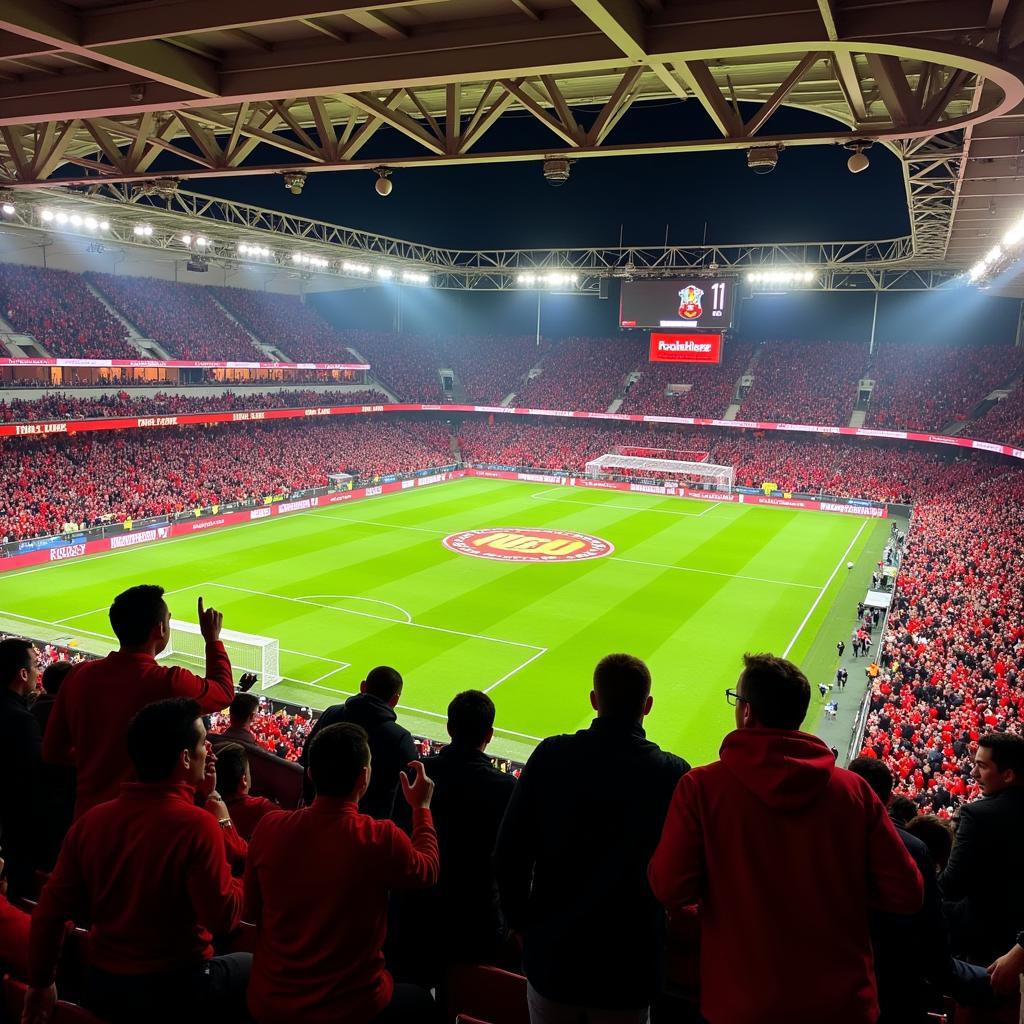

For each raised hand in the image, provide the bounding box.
[400,761,434,810]
[197,596,223,643]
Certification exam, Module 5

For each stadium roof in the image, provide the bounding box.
[1,0,1023,273]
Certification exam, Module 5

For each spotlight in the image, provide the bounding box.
[746,146,780,175]
[69,214,82,227]
[401,270,429,284]
[376,266,393,279]
[195,236,210,248]
[55,212,68,225]
[847,148,870,174]
[283,172,306,196]
[542,158,572,186]
[84,216,97,230]
[1,203,14,216]
[517,273,537,286]
[374,167,393,197]
[181,233,192,245]
[99,221,110,231]
[343,261,371,275]
[41,209,54,222]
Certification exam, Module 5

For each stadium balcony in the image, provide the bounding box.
[84,273,264,362]
[0,264,139,361]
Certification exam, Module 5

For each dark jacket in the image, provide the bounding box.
[30,694,75,870]
[494,717,688,1009]
[871,819,949,1023]
[301,694,417,820]
[0,687,43,898]
[940,786,1024,964]
[399,743,516,976]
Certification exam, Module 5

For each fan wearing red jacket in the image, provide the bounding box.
[244,722,440,1024]
[43,586,243,818]
[649,653,924,1024]
[23,698,249,1024]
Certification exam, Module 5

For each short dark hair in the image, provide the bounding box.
[904,814,955,869]
[737,653,810,730]
[126,698,203,783]
[0,638,33,688]
[593,653,652,720]
[109,585,167,646]
[215,743,248,798]
[229,692,259,726]
[308,723,370,797]
[41,659,74,696]
[848,756,894,805]
[978,732,1024,777]
[363,665,403,702]
[447,690,495,747]
[889,795,918,826]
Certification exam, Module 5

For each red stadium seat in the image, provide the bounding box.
[3,975,108,1024]
[445,965,529,1024]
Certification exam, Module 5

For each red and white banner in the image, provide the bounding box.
[0,357,369,371]
[648,332,723,364]
[2,400,1023,465]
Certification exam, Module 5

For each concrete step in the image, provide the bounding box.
[848,410,867,428]
[723,402,742,421]
[208,294,279,360]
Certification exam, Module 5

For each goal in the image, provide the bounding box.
[585,450,734,493]
[161,622,282,690]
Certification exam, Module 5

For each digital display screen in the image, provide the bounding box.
[649,332,723,364]
[620,278,734,329]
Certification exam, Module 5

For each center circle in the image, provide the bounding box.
[442,527,614,563]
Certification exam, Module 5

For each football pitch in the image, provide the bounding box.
[1,477,890,766]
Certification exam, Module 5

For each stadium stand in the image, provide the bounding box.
[618,338,754,419]
[512,337,642,411]
[0,264,138,360]
[974,386,1024,446]
[0,418,452,542]
[440,335,542,405]
[0,390,384,423]
[84,273,263,361]
[867,339,1024,431]
[740,339,869,426]
[210,287,356,363]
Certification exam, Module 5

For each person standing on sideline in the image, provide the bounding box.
[837,640,846,658]
[649,652,922,1024]
[495,654,689,1024]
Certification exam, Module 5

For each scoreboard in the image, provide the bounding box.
[620,277,735,329]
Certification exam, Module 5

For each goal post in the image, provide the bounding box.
[585,452,734,493]
[161,622,281,690]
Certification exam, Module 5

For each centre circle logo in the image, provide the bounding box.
[442,527,614,563]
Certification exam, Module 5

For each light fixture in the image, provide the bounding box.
[238,242,272,258]
[343,261,372,275]
[374,167,393,197]
[1,203,14,216]
[746,145,780,175]
[747,268,816,286]
[55,212,68,225]
[133,224,154,237]
[181,233,192,245]
[70,214,82,227]
[84,216,97,230]
[99,220,110,231]
[376,266,393,279]
[401,270,429,284]
[195,236,210,248]
[41,209,54,222]
[283,172,306,196]
[542,158,572,186]
[845,140,872,174]
[517,273,537,285]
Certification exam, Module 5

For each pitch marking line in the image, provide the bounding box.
[782,520,868,659]
[529,491,726,519]
[179,581,548,697]
[296,679,544,743]
[306,508,819,590]
[609,555,821,590]
[295,595,413,624]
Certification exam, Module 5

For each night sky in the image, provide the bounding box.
[179,104,910,251]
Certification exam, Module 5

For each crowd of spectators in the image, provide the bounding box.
[0,264,139,360]
[0,418,452,543]
[867,339,1024,432]
[513,337,642,412]
[85,273,263,362]
[211,288,356,364]
[976,387,1024,447]
[618,339,754,419]
[858,468,1024,813]
[0,389,386,424]
[740,339,868,426]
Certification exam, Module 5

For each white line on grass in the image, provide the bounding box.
[782,520,868,659]
[609,555,821,590]
[529,491,727,519]
[301,510,445,536]
[295,595,413,623]
[483,646,549,694]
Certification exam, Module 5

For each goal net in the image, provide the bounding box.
[161,622,281,690]
[585,451,734,493]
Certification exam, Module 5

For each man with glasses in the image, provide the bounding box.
[649,652,923,1024]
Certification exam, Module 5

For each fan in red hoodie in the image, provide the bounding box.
[649,652,923,1024]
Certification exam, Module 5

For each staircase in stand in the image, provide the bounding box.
[84,281,169,359]
[209,295,287,361]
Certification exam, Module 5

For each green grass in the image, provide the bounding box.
[0,477,890,766]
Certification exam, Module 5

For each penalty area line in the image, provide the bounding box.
[782,520,868,660]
